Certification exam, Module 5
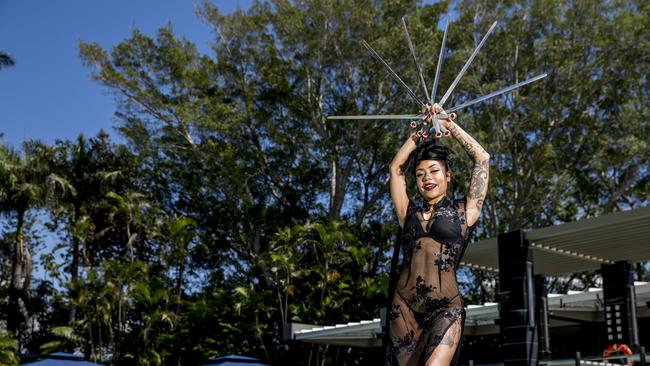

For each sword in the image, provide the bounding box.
[438,21,498,107]
[326,74,547,120]
[361,40,425,107]
[431,16,449,104]
[402,17,430,102]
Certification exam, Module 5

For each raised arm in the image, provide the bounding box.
[438,111,490,227]
[389,132,419,227]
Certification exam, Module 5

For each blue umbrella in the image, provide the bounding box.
[203,355,269,366]
[21,352,102,366]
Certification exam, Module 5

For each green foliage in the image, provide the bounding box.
[0,329,19,366]
[39,326,84,354]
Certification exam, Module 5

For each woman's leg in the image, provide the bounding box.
[389,293,422,365]
[424,317,463,366]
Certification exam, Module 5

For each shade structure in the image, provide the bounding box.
[460,205,650,275]
[21,353,101,366]
[203,355,269,366]
[292,319,383,347]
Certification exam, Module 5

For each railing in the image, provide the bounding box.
[537,346,647,366]
[464,347,647,366]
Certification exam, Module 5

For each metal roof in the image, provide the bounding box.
[293,319,383,347]
[460,206,650,276]
[289,283,650,344]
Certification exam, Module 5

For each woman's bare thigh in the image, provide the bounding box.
[425,318,463,366]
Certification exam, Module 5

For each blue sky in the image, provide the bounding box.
[0,0,252,148]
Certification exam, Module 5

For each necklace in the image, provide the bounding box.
[421,196,448,212]
[420,196,448,221]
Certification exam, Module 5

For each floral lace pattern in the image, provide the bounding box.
[386,197,474,366]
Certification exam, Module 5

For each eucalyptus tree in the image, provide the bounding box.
[442,0,650,233]
[443,0,649,296]
[195,0,453,222]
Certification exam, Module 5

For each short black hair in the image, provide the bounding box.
[406,140,453,176]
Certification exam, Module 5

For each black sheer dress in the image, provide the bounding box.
[386,196,474,366]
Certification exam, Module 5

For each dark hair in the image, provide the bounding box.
[406,140,453,176]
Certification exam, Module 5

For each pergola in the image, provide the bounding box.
[285,205,650,364]
[461,205,650,275]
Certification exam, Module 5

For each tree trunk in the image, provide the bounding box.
[175,257,185,315]
[329,158,353,220]
[69,205,81,324]
[8,209,30,342]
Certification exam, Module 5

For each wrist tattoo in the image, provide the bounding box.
[447,122,458,135]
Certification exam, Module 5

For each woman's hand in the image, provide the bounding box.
[426,103,456,129]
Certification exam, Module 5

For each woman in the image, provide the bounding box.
[386,104,490,366]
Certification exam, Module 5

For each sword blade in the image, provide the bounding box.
[361,40,424,107]
[431,16,449,104]
[447,73,547,113]
[438,21,498,107]
[402,17,430,102]
[327,114,422,120]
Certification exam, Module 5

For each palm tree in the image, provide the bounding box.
[158,215,195,314]
[0,142,50,342]
[47,134,114,323]
[104,190,154,261]
[0,51,15,70]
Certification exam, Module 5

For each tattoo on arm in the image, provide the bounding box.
[447,121,490,216]
[475,198,485,212]
[411,133,420,145]
[439,322,459,347]
[440,331,455,346]
[447,122,484,160]
[469,160,489,211]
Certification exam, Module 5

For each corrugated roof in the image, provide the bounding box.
[461,206,650,276]
[294,319,382,347]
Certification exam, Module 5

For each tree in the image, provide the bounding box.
[446,0,649,295]
[0,142,51,344]
[0,52,15,70]
[270,220,390,364]
[34,131,136,330]
[156,215,196,314]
